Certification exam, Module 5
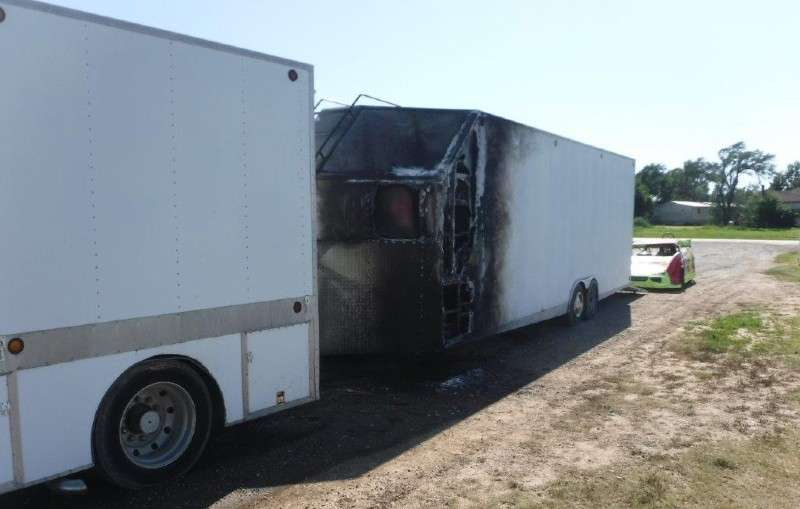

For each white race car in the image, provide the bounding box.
[630,239,695,289]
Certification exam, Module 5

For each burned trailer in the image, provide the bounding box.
[316,106,634,355]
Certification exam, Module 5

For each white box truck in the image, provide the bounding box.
[0,0,317,493]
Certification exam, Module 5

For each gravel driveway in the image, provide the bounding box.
[3,240,797,508]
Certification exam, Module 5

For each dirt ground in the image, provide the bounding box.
[4,240,798,508]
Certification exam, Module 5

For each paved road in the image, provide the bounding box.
[2,241,794,508]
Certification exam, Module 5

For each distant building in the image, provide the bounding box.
[774,189,800,225]
[652,200,712,225]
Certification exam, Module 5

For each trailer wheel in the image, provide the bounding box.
[582,280,599,320]
[565,283,586,326]
[92,360,213,489]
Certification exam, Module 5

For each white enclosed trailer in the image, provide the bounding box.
[0,0,317,493]
[316,106,634,354]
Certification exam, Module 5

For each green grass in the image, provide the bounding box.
[633,225,800,241]
[766,252,800,283]
[697,312,762,354]
[674,310,800,371]
[750,315,800,358]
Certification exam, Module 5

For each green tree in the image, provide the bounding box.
[770,161,800,191]
[635,161,714,204]
[634,182,654,219]
[636,164,667,202]
[671,159,716,201]
[658,169,678,203]
[711,142,775,224]
[741,193,796,228]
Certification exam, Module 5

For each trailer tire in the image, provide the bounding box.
[565,283,586,326]
[583,280,599,320]
[92,360,213,489]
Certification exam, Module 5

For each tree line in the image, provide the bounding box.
[635,142,799,227]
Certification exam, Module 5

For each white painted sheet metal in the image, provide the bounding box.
[497,131,633,325]
[247,324,311,414]
[0,1,313,334]
[15,334,241,484]
[0,0,317,494]
[0,376,13,485]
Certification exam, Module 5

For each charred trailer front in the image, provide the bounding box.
[316,106,634,355]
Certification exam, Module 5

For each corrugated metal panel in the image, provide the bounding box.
[318,240,441,355]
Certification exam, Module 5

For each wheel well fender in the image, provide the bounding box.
[93,354,227,437]
[566,279,588,313]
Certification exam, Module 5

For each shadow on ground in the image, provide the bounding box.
[637,280,698,294]
[2,294,637,508]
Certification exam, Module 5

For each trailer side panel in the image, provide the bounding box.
[0,2,313,334]
[482,117,634,330]
[0,0,317,492]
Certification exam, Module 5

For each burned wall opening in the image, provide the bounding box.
[317,107,470,175]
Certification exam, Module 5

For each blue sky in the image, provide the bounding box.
[47,0,800,173]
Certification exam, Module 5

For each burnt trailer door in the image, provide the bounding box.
[315,106,634,355]
[315,107,477,354]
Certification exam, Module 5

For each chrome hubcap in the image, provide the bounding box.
[139,411,161,434]
[574,291,585,317]
[119,382,196,469]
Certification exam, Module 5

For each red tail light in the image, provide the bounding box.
[666,255,683,285]
[374,185,419,239]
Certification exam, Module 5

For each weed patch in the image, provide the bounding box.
[766,251,800,283]
[507,430,800,508]
[673,310,800,373]
[557,375,661,432]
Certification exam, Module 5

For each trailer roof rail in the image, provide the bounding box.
[315,93,401,172]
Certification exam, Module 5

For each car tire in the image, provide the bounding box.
[582,279,599,320]
[92,360,214,489]
[565,283,586,326]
